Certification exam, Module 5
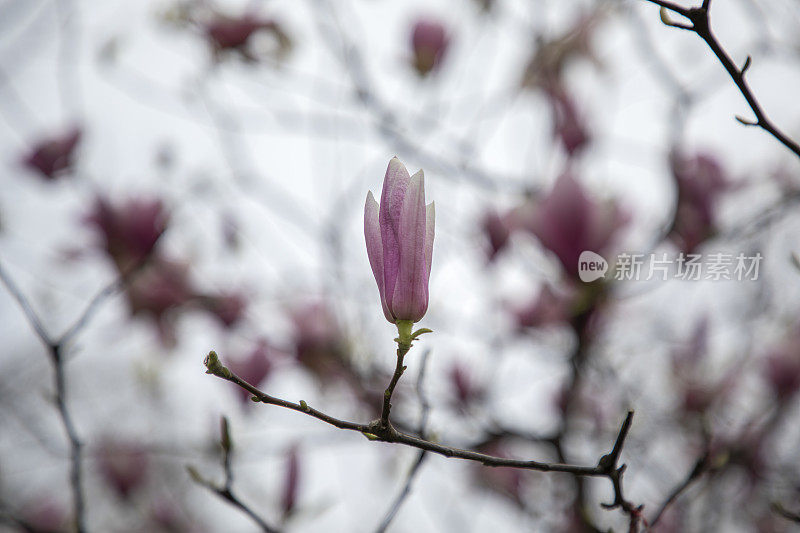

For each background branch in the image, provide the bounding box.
[641,0,800,159]
[374,349,432,533]
[0,260,86,533]
[188,416,280,533]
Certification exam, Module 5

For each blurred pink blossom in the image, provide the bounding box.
[21,127,82,180]
[226,340,274,405]
[547,87,590,156]
[481,209,513,262]
[86,196,168,272]
[449,362,486,410]
[517,173,626,279]
[668,151,729,253]
[201,291,247,329]
[763,330,800,401]
[97,439,149,500]
[125,258,195,345]
[204,13,290,62]
[410,19,449,76]
[289,301,348,384]
[512,284,575,329]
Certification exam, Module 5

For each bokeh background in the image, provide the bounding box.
[2,0,800,531]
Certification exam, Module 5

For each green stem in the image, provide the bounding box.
[380,320,415,428]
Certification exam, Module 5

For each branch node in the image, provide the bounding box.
[741,55,752,75]
[186,465,207,485]
[220,416,232,453]
[659,7,694,30]
[735,115,759,126]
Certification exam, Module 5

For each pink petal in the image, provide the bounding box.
[425,201,435,280]
[391,170,428,321]
[364,192,392,322]
[380,157,411,309]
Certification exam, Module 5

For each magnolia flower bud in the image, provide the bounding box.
[365,157,434,324]
[410,19,449,76]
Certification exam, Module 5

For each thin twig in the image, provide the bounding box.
[380,344,410,429]
[772,502,800,523]
[188,416,280,533]
[0,260,52,345]
[57,258,149,347]
[641,0,800,159]
[0,260,86,533]
[51,342,85,533]
[374,349,432,533]
[649,452,709,529]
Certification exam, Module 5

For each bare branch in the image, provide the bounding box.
[0,260,53,345]
[649,452,710,528]
[188,416,280,533]
[380,344,410,429]
[374,349,432,533]
[0,260,87,532]
[57,257,149,347]
[204,351,640,522]
[642,0,691,18]
[641,0,800,159]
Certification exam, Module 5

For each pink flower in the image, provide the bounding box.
[763,330,800,401]
[365,157,435,323]
[22,127,82,180]
[201,291,247,328]
[518,173,626,279]
[126,259,192,317]
[482,209,513,262]
[449,362,486,409]
[410,19,449,76]
[669,152,729,252]
[125,257,195,345]
[289,301,348,383]
[204,13,290,62]
[547,87,590,156]
[86,196,168,272]
[206,15,267,49]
